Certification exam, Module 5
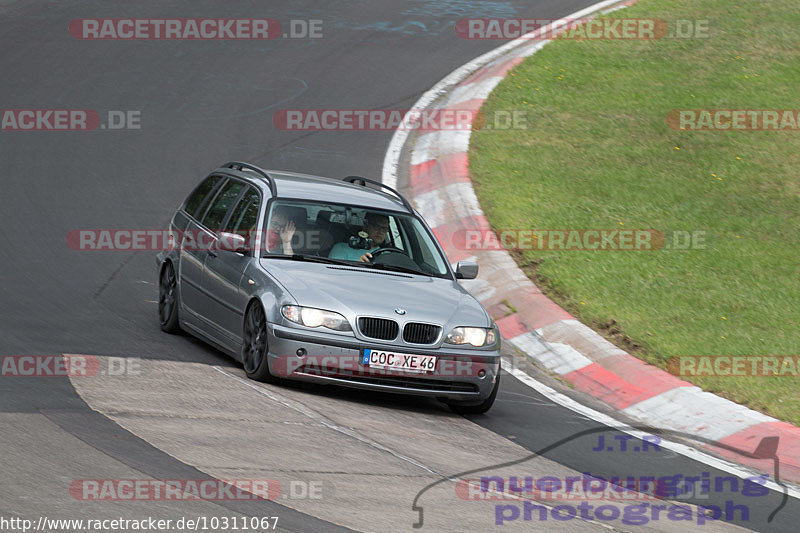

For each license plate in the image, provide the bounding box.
[362,349,436,374]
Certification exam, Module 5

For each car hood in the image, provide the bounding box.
[260,259,490,327]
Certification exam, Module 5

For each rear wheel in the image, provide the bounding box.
[158,263,180,333]
[446,372,500,415]
[242,302,279,383]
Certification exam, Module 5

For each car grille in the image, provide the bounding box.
[403,322,441,344]
[358,317,399,340]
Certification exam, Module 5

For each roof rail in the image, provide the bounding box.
[222,161,276,196]
[343,176,413,212]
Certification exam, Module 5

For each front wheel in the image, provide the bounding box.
[445,373,500,415]
[242,302,279,383]
[158,262,181,333]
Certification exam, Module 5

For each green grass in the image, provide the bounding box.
[470,0,800,424]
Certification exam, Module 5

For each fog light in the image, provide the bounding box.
[296,348,307,357]
[478,369,486,378]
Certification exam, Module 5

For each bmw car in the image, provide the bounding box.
[156,162,500,413]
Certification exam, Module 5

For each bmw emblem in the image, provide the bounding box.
[394,308,406,315]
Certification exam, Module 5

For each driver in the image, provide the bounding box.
[328,212,389,262]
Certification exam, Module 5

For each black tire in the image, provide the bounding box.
[158,262,181,333]
[446,373,500,415]
[242,302,279,383]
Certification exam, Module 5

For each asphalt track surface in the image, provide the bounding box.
[1,1,798,531]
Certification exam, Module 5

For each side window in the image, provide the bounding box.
[223,186,261,237]
[183,175,223,219]
[200,180,246,232]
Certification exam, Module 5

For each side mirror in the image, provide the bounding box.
[455,261,478,280]
[216,232,248,254]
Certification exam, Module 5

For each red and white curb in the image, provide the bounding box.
[383,0,800,483]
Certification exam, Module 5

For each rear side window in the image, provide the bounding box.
[224,186,261,236]
[183,175,222,218]
[201,180,246,231]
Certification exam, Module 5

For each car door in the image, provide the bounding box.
[183,178,246,324]
[202,185,262,342]
[178,175,224,316]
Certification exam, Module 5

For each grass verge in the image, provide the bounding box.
[470,0,800,423]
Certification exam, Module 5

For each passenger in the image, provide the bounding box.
[328,213,389,262]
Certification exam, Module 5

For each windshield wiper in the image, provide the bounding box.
[264,254,434,276]
[262,254,354,267]
[365,262,432,277]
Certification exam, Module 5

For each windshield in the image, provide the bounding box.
[262,200,451,278]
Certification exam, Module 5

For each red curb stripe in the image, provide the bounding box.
[410,159,437,195]
[495,313,528,338]
[432,215,491,264]
[711,421,800,482]
[511,290,572,330]
[410,152,470,195]
[601,353,693,397]
[563,363,652,410]
[432,215,493,253]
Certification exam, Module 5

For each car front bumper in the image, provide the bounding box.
[267,324,500,401]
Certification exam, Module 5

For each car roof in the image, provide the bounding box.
[221,167,411,213]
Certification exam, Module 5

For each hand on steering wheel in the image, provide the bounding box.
[362,247,410,262]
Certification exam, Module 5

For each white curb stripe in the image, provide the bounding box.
[414,182,485,229]
[623,387,777,442]
[413,188,446,228]
[410,130,471,166]
[438,181,485,218]
[537,319,628,359]
[510,333,592,375]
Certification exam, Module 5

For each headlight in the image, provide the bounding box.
[445,327,496,347]
[281,305,351,331]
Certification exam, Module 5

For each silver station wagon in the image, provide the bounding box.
[157,162,501,413]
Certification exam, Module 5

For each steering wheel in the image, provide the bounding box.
[368,247,410,262]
